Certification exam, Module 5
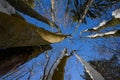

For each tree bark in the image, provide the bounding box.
[0,12,67,48]
[6,0,61,32]
[0,45,52,75]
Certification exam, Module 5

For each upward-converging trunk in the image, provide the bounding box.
[45,49,69,80]
[74,53,105,80]
[0,11,68,75]
[0,12,68,48]
[6,0,61,32]
[0,45,52,75]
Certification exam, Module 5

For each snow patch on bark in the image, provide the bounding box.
[112,9,120,18]
[0,0,16,15]
[83,20,108,32]
[95,20,107,29]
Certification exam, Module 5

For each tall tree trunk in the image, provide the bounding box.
[0,45,52,75]
[6,0,61,32]
[0,12,67,48]
[74,53,105,80]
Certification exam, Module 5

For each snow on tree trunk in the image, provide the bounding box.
[74,53,105,80]
[86,30,120,38]
[112,8,120,18]
[83,20,108,32]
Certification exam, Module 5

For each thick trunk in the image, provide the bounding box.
[6,0,61,32]
[0,45,52,75]
[0,12,67,48]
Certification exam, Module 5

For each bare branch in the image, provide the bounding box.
[51,0,56,22]
[27,64,35,80]
[41,52,52,80]
[73,0,94,33]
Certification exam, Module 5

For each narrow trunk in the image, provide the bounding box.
[74,53,105,80]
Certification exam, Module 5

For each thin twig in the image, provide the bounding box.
[41,51,51,80]
[51,0,56,22]
[45,55,60,80]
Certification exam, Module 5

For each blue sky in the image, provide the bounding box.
[17,2,110,80]
[20,7,103,80]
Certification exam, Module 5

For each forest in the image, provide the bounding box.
[0,0,120,80]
